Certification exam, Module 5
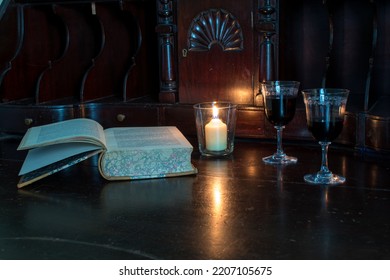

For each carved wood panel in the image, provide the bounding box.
[177,0,256,105]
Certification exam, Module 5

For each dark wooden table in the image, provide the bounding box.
[0,136,389,260]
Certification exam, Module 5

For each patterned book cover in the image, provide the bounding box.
[99,147,197,180]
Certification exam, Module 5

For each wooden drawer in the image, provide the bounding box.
[81,103,159,129]
[0,104,75,134]
[365,115,390,152]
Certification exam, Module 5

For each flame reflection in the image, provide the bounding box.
[213,183,222,209]
[206,177,227,258]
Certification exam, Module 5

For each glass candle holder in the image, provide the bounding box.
[193,102,237,157]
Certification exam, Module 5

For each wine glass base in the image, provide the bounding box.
[262,155,297,165]
[304,173,346,185]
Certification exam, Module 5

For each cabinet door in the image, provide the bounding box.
[177,0,255,105]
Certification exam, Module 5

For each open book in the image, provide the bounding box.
[17,118,197,188]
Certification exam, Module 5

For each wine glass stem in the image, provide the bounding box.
[319,141,331,176]
[275,126,286,157]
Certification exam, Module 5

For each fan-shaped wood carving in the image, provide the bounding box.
[188,9,243,51]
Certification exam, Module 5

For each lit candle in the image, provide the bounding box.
[205,104,227,151]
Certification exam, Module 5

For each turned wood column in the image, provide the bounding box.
[156,0,177,103]
[256,0,278,86]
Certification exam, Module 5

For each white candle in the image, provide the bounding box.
[205,105,227,151]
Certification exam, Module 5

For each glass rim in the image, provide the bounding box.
[261,80,300,86]
[301,88,350,95]
[193,101,237,110]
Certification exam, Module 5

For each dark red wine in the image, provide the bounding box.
[308,119,344,142]
[264,96,297,126]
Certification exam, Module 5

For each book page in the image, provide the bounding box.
[18,118,106,150]
[18,142,102,175]
[104,126,192,150]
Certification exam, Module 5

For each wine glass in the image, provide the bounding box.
[302,88,349,185]
[261,80,300,164]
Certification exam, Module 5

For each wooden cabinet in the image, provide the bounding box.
[0,0,389,154]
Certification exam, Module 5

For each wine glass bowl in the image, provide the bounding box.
[261,81,300,164]
[302,88,349,185]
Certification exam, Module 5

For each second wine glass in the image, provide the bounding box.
[302,88,349,185]
[261,81,300,165]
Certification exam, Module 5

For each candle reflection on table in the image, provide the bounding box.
[208,177,226,258]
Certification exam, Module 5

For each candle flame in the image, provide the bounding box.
[212,104,219,119]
